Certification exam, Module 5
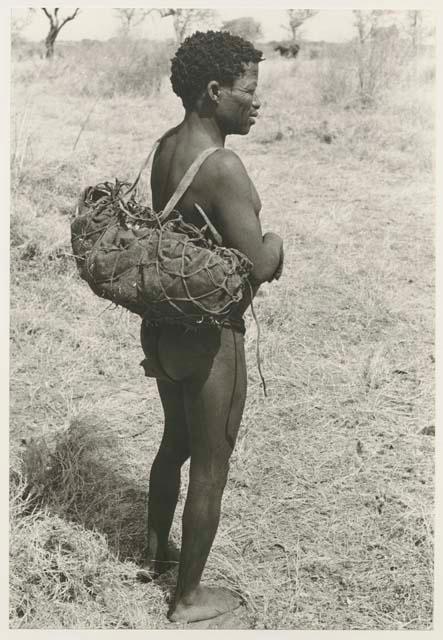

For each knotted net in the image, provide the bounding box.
[71,179,253,325]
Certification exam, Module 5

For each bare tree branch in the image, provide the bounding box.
[42,8,54,28]
[284,9,318,42]
[60,8,80,30]
[156,8,218,42]
[114,8,153,36]
[158,9,175,19]
[222,16,262,42]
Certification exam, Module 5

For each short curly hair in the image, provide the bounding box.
[170,30,264,110]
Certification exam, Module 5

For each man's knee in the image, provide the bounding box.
[158,442,190,466]
[190,460,230,492]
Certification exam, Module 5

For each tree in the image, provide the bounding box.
[352,9,384,45]
[221,16,262,42]
[406,10,423,55]
[11,8,35,45]
[285,9,317,42]
[157,8,218,43]
[114,8,154,38]
[352,10,399,105]
[41,7,80,58]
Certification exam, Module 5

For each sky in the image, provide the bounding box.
[14,7,362,44]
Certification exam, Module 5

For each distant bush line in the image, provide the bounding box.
[12,38,177,99]
[12,36,435,105]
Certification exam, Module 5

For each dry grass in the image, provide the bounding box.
[9,40,435,629]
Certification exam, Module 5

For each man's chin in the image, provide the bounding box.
[228,123,253,136]
[240,123,253,135]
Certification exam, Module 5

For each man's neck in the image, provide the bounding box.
[182,110,226,147]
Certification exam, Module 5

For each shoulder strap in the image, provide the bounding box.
[122,140,159,199]
[123,126,178,200]
[160,146,220,219]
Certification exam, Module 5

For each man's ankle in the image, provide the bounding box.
[175,584,202,606]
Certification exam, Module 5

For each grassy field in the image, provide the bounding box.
[9,39,435,629]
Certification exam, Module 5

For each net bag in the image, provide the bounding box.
[71,178,253,323]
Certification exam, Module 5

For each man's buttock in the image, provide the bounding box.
[140,320,245,383]
[140,322,220,382]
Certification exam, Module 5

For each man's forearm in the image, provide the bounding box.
[248,232,283,285]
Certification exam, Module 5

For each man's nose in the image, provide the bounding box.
[253,93,261,110]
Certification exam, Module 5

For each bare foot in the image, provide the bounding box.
[168,585,242,623]
[136,544,180,582]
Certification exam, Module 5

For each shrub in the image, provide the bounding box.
[95,39,174,98]
[12,38,174,99]
[316,36,410,107]
[316,47,357,105]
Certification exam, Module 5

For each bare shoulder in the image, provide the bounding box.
[199,147,260,215]
[203,148,250,185]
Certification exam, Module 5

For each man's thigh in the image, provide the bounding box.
[183,328,247,457]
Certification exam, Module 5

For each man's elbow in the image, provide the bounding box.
[249,263,275,285]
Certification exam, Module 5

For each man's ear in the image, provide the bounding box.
[207,80,221,104]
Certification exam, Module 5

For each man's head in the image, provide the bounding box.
[170,30,264,112]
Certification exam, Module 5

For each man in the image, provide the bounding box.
[138,31,284,623]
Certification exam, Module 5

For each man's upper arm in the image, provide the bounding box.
[208,150,264,265]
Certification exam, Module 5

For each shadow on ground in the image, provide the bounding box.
[19,415,150,563]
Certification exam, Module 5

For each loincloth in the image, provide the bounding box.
[140,317,245,382]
